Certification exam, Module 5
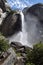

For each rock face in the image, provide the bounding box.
[1,48,17,65]
[0,0,6,12]
[10,42,32,65]
[22,3,43,45]
[0,12,22,36]
[23,7,29,15]
[23,3,43,21]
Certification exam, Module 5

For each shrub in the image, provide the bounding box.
[26,63,35,65]
[0,33,10,53]
[26,42,43,65]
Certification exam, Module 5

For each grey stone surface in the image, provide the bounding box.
[1,48,17,65]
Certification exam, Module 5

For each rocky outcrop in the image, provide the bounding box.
[0,12,22,36]
[1,48,17,65]
[23,3,43,21]
[0,0,6,12]
[10,42,32,51]
[0,0,22,37]
[10,42,32,65]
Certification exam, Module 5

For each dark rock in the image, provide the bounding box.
[0,0,6,12]
[0,12,22,36]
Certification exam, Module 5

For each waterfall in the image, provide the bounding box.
[7,11,28,45]
[7,11,32,47]
[20,11,28,45]
[7,11,43,47]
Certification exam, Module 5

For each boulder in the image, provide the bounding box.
[10,42,32,53]
[0,12,22,36]
[10,42,23,49]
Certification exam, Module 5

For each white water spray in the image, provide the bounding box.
[20,11,28,45]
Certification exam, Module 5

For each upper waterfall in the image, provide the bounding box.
[19,11,28,45]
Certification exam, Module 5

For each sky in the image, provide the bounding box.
[7,0,43,10]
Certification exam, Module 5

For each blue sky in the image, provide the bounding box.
[7,0,43,10]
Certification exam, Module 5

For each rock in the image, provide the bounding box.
[0,0,6,12]
[10,42,32,51]
[0,8,7,25]
[23,3,43,21]
[11,42,30,52]
[16,57,25,65]
[16,48,25,53]
[21,53,26,58]
[0,12,22,36]
[25,46,32,51]
[22,3,43,45]
[23,7,29,15]
[10,42,23,48]
[0,48,17,65]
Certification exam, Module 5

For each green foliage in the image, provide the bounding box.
[0,33,10,52]
[16,52,21,57]
[26,63,35,65]
[32,42,43,65]
[26,49,33,63]
[26,42,43,65]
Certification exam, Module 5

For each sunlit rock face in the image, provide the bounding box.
[22,3,43,46]
[0,8,7,25]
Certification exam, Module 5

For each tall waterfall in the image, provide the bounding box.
[20,11,28,45]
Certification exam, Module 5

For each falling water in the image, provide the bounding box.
[7,11,32,47]
[7,11,28,46]
[7,11,43,47]
[7,11,27,45]
[20,11,28,45]
[20,11,43,47]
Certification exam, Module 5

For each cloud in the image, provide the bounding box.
[7,0,32,10]
[7,0,43,10]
